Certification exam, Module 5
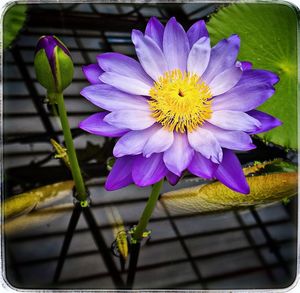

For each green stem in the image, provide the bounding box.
[56,92,87,201]
[132,179,164,241]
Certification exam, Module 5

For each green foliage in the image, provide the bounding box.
[106,157,116,171]
[3,4,27,49]
[50,138,71,169]
[207,3,298,149]
[262,160,298,174]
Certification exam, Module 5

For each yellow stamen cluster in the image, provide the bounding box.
[148,69,212,133]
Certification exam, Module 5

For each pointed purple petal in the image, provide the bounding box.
[187,20,209,47]
[188,151,218,179]
[208,110,261,132]
[212,69,279,112]
[212,84,276,112]
[163,133,194,176]
[203,123,256,151]
[80,84,149,112]
[187,37,211,77]
[238,69,279,87]
[145,17,164,49]
[240,61,252,71]
[97,52,153,86]
[113,125,159,157]
[82,64,103,84]
[209,62,243,96]
[187,127,222,163]
[99,71,151,96]
[104,109,155,131]
[79,112,128,137]
[247,110,283,134]
[202,34,240,84]
[105,156,134,190]
[166,171,180,186]
[143,127,174,158]
[132,30,168,80]
[163,17,190,72]
[214,149,250,194]
[132,153,168,187]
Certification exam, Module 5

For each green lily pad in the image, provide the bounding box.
[161,172,297,216]
[4,181,74,219]
[243,159,298,176]
[3,4,27,49]
[207,3,298,149]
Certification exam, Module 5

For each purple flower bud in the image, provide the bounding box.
[34,35,74,98]
[35,35,70,75]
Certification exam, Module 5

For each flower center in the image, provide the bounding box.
[148,69,212,133]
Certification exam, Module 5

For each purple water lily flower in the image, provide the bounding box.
[79,17,282,194]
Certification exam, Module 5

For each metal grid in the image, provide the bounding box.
[3,2,297,290]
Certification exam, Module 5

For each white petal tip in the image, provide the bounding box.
[143,152,152,159]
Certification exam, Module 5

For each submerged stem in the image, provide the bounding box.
[56,92,87,201]
[127,179,164,288]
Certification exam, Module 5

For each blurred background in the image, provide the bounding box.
[2,2,298,290]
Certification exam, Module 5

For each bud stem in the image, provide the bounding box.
[56,92,87,201]
[132,179,164,241]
